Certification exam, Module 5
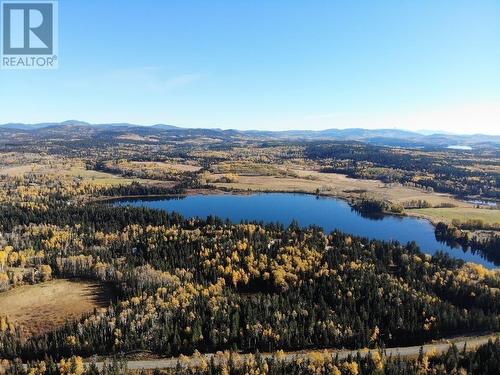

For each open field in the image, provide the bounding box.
[410,207,500,226]
[129,161,202,173]
[0,279,114,337]
[0,160,156,187]
[210,169,470,206]
[0,164,37,176]
[65,167,154,186]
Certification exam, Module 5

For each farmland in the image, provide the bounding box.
[411,207,500,226]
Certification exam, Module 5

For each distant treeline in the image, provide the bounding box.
[309,142,499,199]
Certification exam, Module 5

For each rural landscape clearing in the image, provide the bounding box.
[0,280,113,337]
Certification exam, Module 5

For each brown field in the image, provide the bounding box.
[410,207,500,226]
[0,279,113,337]
[0,161,157,187]
[129,161,202,173]
[65,167,155,186]
[0,164,38,176]
[210,168,469,207]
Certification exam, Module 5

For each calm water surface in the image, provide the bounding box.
[447,145,473,150]
[115,193,496,268]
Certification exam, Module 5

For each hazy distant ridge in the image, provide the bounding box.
[1,120,498,147]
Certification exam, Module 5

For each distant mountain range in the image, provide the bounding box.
[0,120,179,131]
[1,120,498,148]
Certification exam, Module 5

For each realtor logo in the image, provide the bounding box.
[1,0,58,69]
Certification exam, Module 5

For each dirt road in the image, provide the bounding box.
[92,333,500,370]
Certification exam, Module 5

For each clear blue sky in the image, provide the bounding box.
[1,0,499,134]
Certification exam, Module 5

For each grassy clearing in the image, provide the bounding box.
[410,207,500,225]
[211,161,296,177]
[209,168,468,208]
[0,161,155,187]
[129,161,202,173]
[66,167,149,186]
[0,164,37,176]
[0,279,114,337]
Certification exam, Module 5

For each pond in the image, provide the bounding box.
[447,145,473,150]
[115,193,497,268]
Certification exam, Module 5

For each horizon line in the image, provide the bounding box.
[1,120,499,137]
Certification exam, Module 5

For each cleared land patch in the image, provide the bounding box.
[129,161,202,173]
[65,167,152,186]
[0,162,155,187]
[410,207,500,226]
[0,279,113,337]
[210,169,468,206]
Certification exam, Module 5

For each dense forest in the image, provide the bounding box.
[1,201,500,363]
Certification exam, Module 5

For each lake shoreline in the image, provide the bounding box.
[98,186,433,225]
[98,187,498,261]
[110,191,497,268]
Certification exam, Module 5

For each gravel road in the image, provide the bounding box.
[91,333,500,371]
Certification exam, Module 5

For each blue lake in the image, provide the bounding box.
[115,193,496,268]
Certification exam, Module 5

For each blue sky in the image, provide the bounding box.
[1,0,499,134]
